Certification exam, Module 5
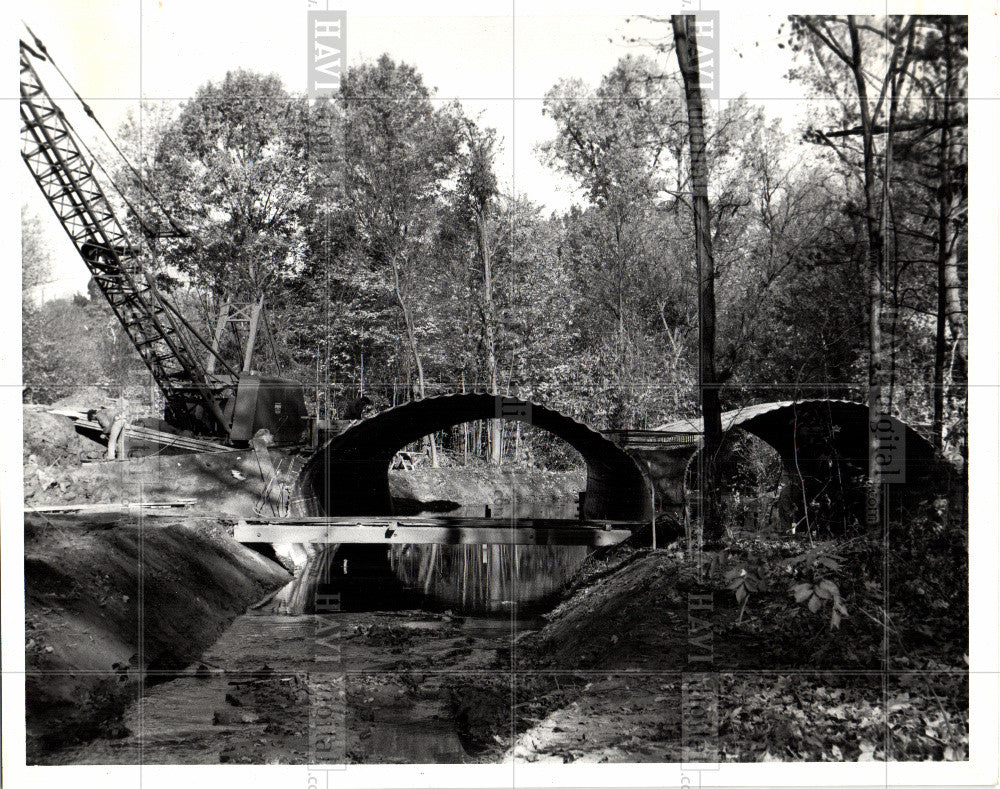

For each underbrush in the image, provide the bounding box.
[689,496,968,669]
[495,496,969,762]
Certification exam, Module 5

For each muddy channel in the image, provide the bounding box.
[43,607,541,765]
[31,508,590,765]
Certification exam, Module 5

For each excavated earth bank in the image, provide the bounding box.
[24,514,290,761]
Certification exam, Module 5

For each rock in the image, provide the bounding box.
[214,708,259,725]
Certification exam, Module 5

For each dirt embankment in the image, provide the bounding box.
[24,514,290,761]
[24,406,585,516]
[390,465,584,513]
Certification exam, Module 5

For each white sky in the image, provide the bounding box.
[13,0,948,298]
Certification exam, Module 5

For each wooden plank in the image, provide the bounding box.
[235,519,633,547]
[48,411,231,453]
[25,499,197,514]
[239,515,640,528]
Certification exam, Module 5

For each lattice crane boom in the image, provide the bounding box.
[20,38,307,445]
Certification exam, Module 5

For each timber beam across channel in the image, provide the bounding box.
[235,517,636,547]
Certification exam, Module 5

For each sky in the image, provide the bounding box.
[14,0,907,298]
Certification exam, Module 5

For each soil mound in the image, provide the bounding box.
[517,550,692,671]
[24,514,289,760]
[23,406,106,467]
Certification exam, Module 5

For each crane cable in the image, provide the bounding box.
[22,23,198,244]
[21,26,242,385]
[33,87,161,243]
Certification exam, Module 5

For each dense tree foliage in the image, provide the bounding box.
[23,17,967,472]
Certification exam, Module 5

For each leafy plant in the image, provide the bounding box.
[787,549,848,629]
[725,564,763,623]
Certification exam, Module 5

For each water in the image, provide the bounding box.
[39,499,585,763]
[392,498,588,613]
[390,543,587,613]
[40,611,513,765]
[264,499,590,615]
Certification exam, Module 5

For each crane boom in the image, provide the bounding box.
[20,39,308,445]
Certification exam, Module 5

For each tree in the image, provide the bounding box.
[673,14,723,539]
[914,17,968,455]
[341,55,461,464]
[21,205,51,303]
[788,15,967,467]
[541,55,689,428]
[702,101,839,390]
[22,205,53,402]
[804,17,911,403]
[789,15,929,519]
[458,119,503,464]
[147,71,311,305]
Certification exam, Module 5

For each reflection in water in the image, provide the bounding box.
[391,543,588,613]
[260,544,413,614]
[391,499,588,613]
[261,548,340,614]
[260,499,590,615]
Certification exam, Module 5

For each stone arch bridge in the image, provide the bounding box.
[295,395,945,524]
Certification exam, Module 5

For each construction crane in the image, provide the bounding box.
[19,35,308,446]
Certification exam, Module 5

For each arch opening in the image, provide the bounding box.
[670,400,948,537]
[387,421,587,517]
[297,393,652,522]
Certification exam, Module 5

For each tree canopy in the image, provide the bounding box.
[24,21,967,468]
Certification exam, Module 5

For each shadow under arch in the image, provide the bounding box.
[659,400,948,522]
[730,400,940,483]
[297,393,652,521]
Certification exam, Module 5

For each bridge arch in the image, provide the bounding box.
[725,400,939,483]
[646,399,946,516]
[297,393,652,521]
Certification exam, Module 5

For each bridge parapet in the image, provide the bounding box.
[602,429,702,452]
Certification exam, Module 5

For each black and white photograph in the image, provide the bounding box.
[2,1,998,786]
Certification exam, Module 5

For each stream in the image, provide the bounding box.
[47,609,532,764]
[43,502,589,764]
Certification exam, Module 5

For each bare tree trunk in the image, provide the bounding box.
[673,14,723,542]
[944,248,966,372]
[475,211,502,466]
[843,17,886,511]
[933,253,947,453]
[882,25,913,414]
[390,254,437,466]
[943,237,967,469]
[462,371,469,466]
[939,18,967,387]
[933,18,955,453]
